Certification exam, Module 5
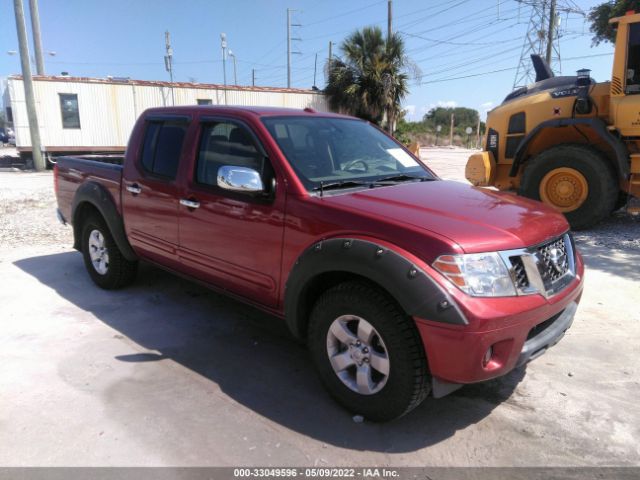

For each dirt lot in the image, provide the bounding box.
[0,148,639,467]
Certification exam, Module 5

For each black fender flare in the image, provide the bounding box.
[509,117,630,180]
[283,238,467,340]
[71,181,138,262]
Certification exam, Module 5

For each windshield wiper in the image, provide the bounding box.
[311,180,375,196]
[376,174,434,183]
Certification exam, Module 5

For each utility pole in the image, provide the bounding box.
[287,8,291,87]
[287,8,301,88]
[476,115,481,149]
[252,69,256,87]
[387,0,393,39]
[220,33,227,104]
[28,0,45,75]
[327,41,333,83]
[164,31,175,105]
[545,0,557,65]
[13,0,44,170]
[449,112,455,147]
[228,50,237,85]
[386,0,393,134]
[313,52,317,88]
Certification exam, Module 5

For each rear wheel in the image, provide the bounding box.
[519,144,618,230]
[81,215,137,289]
[307,281,430,421]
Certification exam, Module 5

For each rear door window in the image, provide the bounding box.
[140,120,187,179]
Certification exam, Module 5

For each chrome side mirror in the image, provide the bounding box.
[217,166,264,193]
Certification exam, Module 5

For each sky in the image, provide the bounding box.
[0,0,616,121]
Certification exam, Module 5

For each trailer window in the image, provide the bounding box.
[140,121,187,180]
[59,94,80,129]
[197,99,212,105]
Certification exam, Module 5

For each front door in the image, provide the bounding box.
[177,118,285,308]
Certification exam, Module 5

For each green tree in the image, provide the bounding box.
[325,26,414,132]
[423,107,480,136]
[589,0,640,45]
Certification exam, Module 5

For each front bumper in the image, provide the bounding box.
[415,269,583,396]
[516,301,576,367]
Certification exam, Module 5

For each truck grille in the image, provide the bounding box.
[502,233,576,298]
[509,256,529,289]
[536,236,570,286]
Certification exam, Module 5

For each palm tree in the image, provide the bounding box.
[325,26,413,133]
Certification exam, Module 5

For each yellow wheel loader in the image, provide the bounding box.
[466,11,640,229]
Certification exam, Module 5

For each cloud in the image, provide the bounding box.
[422,100,458,114]
[479,101,494,112]
[435,100,458,108]
[403,104,416,116]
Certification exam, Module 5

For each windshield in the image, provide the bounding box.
[261,116,434,191]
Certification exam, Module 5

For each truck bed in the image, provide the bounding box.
[55,155,124,224]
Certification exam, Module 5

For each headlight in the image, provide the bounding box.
[433,252,516,297]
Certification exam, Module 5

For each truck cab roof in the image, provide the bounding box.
[141,105,348,119]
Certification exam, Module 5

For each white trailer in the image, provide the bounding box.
[2,75,328,161]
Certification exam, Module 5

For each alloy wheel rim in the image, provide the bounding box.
[326,315,390,395]
[88,229,109,275]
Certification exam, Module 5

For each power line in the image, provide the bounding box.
[421,52,613,84]
[411,18,525,63]
[401,30,519,46]
[406,12,527,58]
[397,0,472,31]
[420,44,524,78]
[303,0,386,27]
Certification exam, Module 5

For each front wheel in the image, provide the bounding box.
[81,215,137,289]
[518,144,618,230]
[308,281,430,421]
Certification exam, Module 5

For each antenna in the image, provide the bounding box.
[164,30,175,105]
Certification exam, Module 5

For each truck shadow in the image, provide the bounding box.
[15,251,525,453]
[573,213,640,282]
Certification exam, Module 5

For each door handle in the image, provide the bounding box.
[180,198,200,209]
[126,184,142,195]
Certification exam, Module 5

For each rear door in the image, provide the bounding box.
[122,115,189,267]
[177,117,285,308]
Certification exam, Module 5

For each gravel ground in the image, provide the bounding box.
[0,171,72,247]
[573,212,640,251]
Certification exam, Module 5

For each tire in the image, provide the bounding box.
[81,214,137,289]
[307,281,430,421]
[518,144,618,230]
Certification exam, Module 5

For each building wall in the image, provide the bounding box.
[5,77,328,151]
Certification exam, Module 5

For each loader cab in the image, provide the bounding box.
[609,12,640,135]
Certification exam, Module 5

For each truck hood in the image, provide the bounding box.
[321,180,569,253]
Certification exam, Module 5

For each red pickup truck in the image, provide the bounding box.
[55,106,584,421]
